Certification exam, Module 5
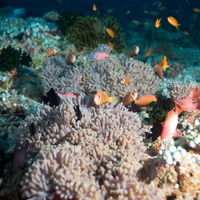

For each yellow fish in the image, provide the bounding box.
[160,56,169,70]
[155,18,161,28]
[94,90,118,105]
[167,16,180,30]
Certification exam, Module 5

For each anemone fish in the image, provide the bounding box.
[160,56,169,70]
[120,77,132,84]
[160,104,182,141]
[167,16,180,30]
[128,45,139,57]
[154,65,163,80]
[155,18,161,28]
[106,28,115,38]
[134,94,157,106]
[46,48,57,57]
[94,90,119,105]
[122,92,137,106]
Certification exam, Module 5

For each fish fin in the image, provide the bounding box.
[173,130,181,138]
[109,96,120,104]
[175,104,182,115]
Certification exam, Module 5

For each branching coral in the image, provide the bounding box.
[67,15,125,52]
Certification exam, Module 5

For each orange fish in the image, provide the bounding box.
[46,48,57,57]
[108,42,114,50]
[94,90,119,105]
[154,65,163,80]
[160,56,169,70]
[134,94,157,106]
[92,4,97,11]
[161,104,182,141]
[167,16,180,30]
[144,47,152,57]
[122,92,137,106]
[120,77,132,84]
[106,28,115,38]
[155,18,161,28]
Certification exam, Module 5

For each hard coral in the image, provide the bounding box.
[0,45,32,72]
[67,15,125,52]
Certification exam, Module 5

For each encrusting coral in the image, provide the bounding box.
[3,98,164,200]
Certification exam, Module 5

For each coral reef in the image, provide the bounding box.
[0,99,163,199]
[67,15,125,52]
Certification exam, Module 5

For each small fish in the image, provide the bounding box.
[106,28,115,38]
[74,105,82,122]
[193,8,200,12]
[92,4,97,11]
[94,90,119,105]
[160,56,169,70]
[66,51,76,64]
[128,45,139,57]
[155,18,161,28]
[132,20,139,24]
[29,123,36,136]
[125,10,131,15]
[182,31,189,36]
[120,77,132,84]
[144,47,152,57]
[42,88,61,107]
[0,6,25,18]
[93,51,110,60]
[154,65,163,80]
[167,16,180,30]
[108,42,114,50]
[122,92,137,106]
[134,94,157,106]
[158,6,166,11]
[46,48,57,57]
[161,104,182,141]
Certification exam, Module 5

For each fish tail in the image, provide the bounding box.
[109,96,120,104]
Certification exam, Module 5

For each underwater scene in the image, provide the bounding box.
[0,0,200,199]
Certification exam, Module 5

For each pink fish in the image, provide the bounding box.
[161,104,182,141]
[93,52,110,60]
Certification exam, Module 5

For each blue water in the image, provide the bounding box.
[3,0,200,32]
